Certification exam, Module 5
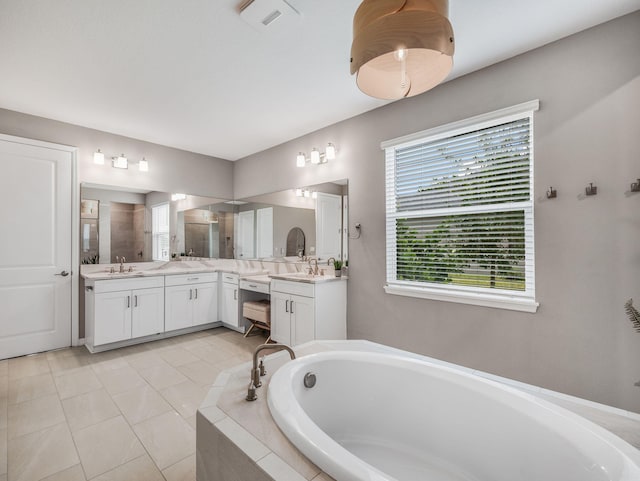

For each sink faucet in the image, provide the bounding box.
[116,256,126,273]
[327,257,336,266]
[308,258,319,275]
[246,343,296,401]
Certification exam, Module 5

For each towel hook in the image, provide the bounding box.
[631,179,640,192]
[585,183,597,196]
[546,186,557,199]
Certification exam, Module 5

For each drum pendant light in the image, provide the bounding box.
[350,0,455,100]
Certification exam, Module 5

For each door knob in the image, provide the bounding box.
[55,270,70,277]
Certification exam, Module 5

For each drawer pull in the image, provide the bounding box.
[234,289,237,300]
[127,295,130,308]
[134,295,138,307]
[195,288,198,299]
[285,300,289,313]
[249,284,258,288]
[290,300,294,314]
[188,277,199,281]
[189,289,193,300]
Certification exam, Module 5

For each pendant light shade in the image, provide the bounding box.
[350,0,455,100]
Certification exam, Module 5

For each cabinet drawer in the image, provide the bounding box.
[239,279,270,294]
[165,272,217,286]
[271,279,314,298]
[93,276,164,293]
[221,273,239,284]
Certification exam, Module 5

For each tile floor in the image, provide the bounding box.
[0,328,267,481]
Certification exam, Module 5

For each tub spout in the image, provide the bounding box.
[246,343,296,402]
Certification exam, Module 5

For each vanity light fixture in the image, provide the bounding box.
[296,143,337,168]
[295,188,317,199]
[350,0,455,99]
[171,193,187,201]
[93,149,105,165]
[93,149,150,172]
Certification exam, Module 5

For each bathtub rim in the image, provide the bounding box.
[267,349,640,481]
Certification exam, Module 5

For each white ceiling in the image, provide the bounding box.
[0,0,638,161]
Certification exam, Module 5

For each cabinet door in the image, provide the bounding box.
[94,291,132,345]
[221,283,239,327]
[270,292,291,345]
[193,282,218,326]
[165,285,193,332]
[290,294,315,346]
[131,287,164,338]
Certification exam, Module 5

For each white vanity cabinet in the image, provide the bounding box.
[165,273,218,332]
[219,273,240,330]
[85,276,165,351]
[270,279,346,346]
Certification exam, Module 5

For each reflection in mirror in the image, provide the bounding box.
[178,202,236,259]
[80,199,99,264]
[237,179,348,261]
[80,183,232,264]
[286,227,305,257]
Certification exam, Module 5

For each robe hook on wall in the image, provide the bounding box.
[546,186,557,199]
[631,179,640,192]
[585,183,598,196]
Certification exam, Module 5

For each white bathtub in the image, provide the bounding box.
[267,350,640,481]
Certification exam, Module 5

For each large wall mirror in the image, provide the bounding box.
[80,183,230,264]
[80,179,348,264]
[233,179,348,261]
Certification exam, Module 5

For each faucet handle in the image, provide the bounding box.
[259,357,266,377]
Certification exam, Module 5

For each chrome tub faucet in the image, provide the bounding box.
[246,343,296,401]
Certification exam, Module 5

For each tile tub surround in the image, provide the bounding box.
[197,340,640,481]
[0,327,267,481]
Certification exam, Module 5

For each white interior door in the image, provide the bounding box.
[237,210,255,259]
[256,207,273,259]
[0,134,74,360]
[315,192,342,260]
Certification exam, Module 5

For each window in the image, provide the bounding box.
[382,101,539,312]
[152,203,170,261]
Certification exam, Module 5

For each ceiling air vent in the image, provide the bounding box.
[239,0,300,31]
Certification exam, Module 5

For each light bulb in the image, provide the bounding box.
[139,158,149,172]
[93,149,105,165]
[325,143,336,161]
[310,148,320,164]
[113,154,128,169]
[394,48,407,61]
[295,188,303,197]
[304,189,310,198]
[296,152,306,168]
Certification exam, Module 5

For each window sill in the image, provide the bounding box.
[384,283,539,313]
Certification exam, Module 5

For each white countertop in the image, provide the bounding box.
[81,260,347,284]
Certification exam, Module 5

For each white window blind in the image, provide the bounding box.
[152,203,170,261]
[383,101,539,312]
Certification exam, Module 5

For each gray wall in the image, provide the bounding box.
[234,12,640,412]
[0,109,233,198]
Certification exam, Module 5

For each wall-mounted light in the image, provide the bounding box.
[112,154,128,169]
[93,149,105,165]
[93,148,150,172]
[295,188,317,198]
[296,143,337,168]
[171,193,187,201]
